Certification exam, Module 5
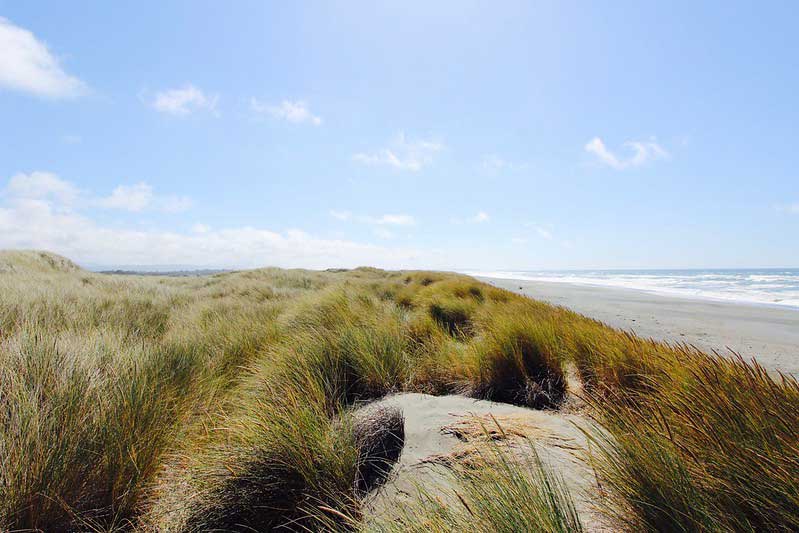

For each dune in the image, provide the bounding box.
[362,393,607,531]
[2,250,798,531]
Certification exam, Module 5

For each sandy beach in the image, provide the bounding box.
[479,277,799,377]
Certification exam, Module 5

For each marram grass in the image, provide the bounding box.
[0,250,797,531]
[364,426,584,533]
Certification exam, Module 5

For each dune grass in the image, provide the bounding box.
[365,436,584,533]
[0,250,798,531]
[0,330,207,531]
[584,351,799,532]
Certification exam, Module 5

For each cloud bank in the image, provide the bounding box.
[0,173,428,269]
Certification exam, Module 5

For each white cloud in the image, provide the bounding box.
[6,171,79,207]
[329,210,352,221]
[330,210,415,226]
[158,195,192,213]
[96,182,191,213]
[62,135,82,144]
[151,84,218,116]
[450,211,490,225]
[372,214,415,226]
[0,176,429,269]
[97,183,152,212]
[776,203,799,214]
[534,226,553,240]
[192,223,211,234]
[251,98,322,125]
[0,17,86,98]
[482,155,527,171]
[353,132,443,172]
[585,137,669,170]
[483,155,507,171]
[5,172,190,214]
[511,237,528,244]
[523,222,555,241]
[373,228,395,240]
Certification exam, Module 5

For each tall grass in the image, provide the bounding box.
[466,308,566,408]
[0,331,205,530]
[1,251,798,531]
[165,380,363,532]
[586,351,799,531]
[365,436,583,533]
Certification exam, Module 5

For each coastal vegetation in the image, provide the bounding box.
[1,250,797,531]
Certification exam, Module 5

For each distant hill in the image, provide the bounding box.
[99,268,229,277]
[0,250,83,274]
[0,250,232,277]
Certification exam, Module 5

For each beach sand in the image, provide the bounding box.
[364,393,606,530]
[479,277,799,377]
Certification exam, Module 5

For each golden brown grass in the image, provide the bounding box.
[365,433,585,533]
[1,251,797,531]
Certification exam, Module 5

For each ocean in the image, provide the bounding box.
[465,269,799,309]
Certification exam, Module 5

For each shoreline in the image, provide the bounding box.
[478,276,799,377]
[463,271,799,310]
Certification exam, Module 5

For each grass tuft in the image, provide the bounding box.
[366,431,583,533]
[467,312,567,408]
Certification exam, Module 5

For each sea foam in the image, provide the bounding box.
[465,269,799,309]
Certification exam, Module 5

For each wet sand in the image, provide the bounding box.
[479,277,799,377]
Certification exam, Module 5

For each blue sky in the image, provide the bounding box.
[0,1,797,270]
